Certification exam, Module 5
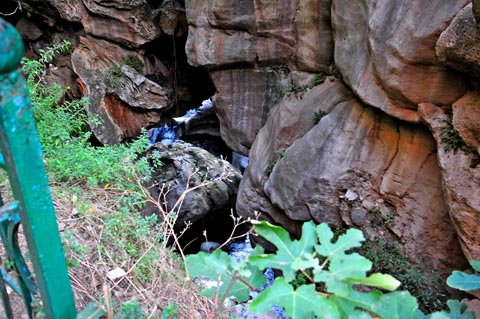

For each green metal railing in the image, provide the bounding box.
[0,18,77,318]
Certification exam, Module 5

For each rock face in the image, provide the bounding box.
[183,0,480,274]
[19,0,214,144]
[237,80,466,274]
[419,103,480,262]
[185,0,333,154]
[331,0,468,123]
[143,141,242,251]
[437,4,480,79]
[71,36,168,143]
[18,0,480,276]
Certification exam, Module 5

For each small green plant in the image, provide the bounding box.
[440,118,480,167]
[384,211,395,224]
[121,55,144,73]
[313,110,328,124]
[277,150,285,158]
[160,301,178,319]
[441,119,467,153]
[115,301,145,319]
[62,228,86,268]
[104,55,144,92]
[311,72,326,87]
[264,160,276,176]
[359,239,448,313]
[187,221,473,319]
[274,81,308,102]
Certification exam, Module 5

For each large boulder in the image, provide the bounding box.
[143,141,242,251]
[237,79,466,274]
[419,103,480,262]
[436,4,480,79]
[331,0,468,122]
[452,92,480,154]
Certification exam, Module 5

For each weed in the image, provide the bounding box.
[121,55,144,74]
[104,55,144,92]
[21,41,215,318]
[160,301,179,319]
[358,239,448,313]
[274,81,308,102]
[311,72,326,87]
[115,301,145,319]
[265,160,276,176]
[62,229,86,268]
[384,211,395,224]
[441,118,466,153]
[277,150,285,158]
[440,118,480,167]
[313,110,328,125]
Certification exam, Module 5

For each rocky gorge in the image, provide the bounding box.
[3,0,480,283]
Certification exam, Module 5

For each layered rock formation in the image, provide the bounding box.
[15,0,214,144]
[12,0,480,276]
[185,0,480,275]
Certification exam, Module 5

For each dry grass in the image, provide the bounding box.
[52,182,218,318]
[0,171,240,318]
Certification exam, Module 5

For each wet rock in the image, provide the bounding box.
[144,141,242,249]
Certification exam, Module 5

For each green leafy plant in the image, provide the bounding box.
[22,42,154,191]
[264,160,276,176]
[447,260,480,292]
[115,301,145,319]
[187,221,474,319]
[104,55,144,91]
[311,72,326,87]
[160,301,179,319]
[359,239,448,313]
[275,81,308,102]
[62,228,86,268]
[441,119,468,153]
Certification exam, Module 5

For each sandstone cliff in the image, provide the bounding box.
[9,0,480,276]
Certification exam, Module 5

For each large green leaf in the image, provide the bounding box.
[316,223,365,258]
[330,289,381,316]
[349,273,401,291]
[249,220,317,281]
[249,277,340,319]
[348,312,374,319]
[447,270,480,292]
[186,248,266,302]
[429,300,475,319]
[370,291,418,319]
[315,253,372,295]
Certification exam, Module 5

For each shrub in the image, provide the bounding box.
[187,220,475,319]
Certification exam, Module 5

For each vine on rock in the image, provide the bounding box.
[186,221,475,319]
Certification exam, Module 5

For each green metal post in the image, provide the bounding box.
[0,18,77,318]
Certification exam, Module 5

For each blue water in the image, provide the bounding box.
[227,237,289,319]
[147,98,214,149]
